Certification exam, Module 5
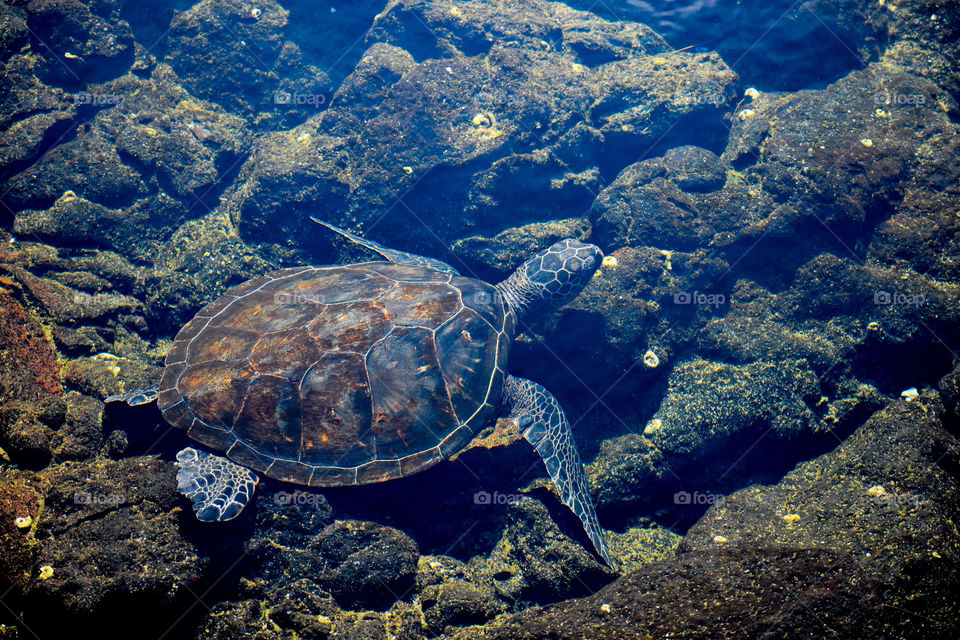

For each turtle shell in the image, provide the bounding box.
[156,263,514,486]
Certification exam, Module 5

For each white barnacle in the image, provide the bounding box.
[642,349,659,369]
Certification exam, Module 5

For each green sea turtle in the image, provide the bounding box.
[110,219,611,564]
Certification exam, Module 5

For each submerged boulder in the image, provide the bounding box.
[228,0,737,254]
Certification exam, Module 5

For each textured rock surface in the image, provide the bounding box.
[0,0,958,637]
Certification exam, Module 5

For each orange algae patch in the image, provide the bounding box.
[0,288,62,397]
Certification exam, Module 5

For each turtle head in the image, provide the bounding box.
[496,239,602,318]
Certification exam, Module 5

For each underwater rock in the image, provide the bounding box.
[720,64,957,267]
[3,68,250,235]
[0,393,67,469]
[0,468,46,587]
[592,62,959,287]
[589,357,826,512]
[0,104,76,185]
[25,0,135,85]
[309,520,420,611]
[164,0,329,128]
[142,210,273,333]
[47,391,103,461]
[230,0,737,252]
[0,283,62,399]
[591,145,731,250]
[61,355,161,401]
[422,579,501,636]
[680,395,960,637]
[416,555,506,635]
[940,362,960,424]
[5,127,148,211]
[0,3,28,62]
[473,497,615,606]
[3,264,140,325]
[648,358,823,446]
[196,578,341,640]
[445,547,883,639]
[366,0,669,64]
[869,189,960,283]
[28,457,204,618]
[451,218,591,274]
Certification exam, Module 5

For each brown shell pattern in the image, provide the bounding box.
[157,263,513,487]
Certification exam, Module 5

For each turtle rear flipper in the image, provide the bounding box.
[175,447,259,521]
[504,375,613,566]
[105,386,159,406]
[311,216,460,275]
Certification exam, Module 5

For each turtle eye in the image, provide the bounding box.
[583,257,595,269]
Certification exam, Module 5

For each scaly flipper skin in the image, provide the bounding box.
[175,447,259,521]
[503,375,613,565]
[105,386,159,406]
[311,216,460,275]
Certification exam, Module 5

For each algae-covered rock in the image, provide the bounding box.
[592,145,730,250]
[4,69,251,262]
[230,0,737,252]
[451,218,591,275]
[25,0,135,85]
[142,210,273,332]
[470,497,615,606]
[421,579,502,636]
[588,357,829,513]
[4,264,140,325]
[29,457,204,617]
[680,396,960,637]
[310,520,420,611]
[446,547,884,640]
[165,0,329,128]
[0,468,46,587]
[0,284,62,399]
[648,357,824,452]
[196,578,340,640]
[61,354,161,401]
[720,65,957,260]
[0,3,27,62]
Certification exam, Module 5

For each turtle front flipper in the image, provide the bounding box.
[503,375,613,565]
[105,386,159,406]
[310,216,460,275]
[175,447,259,521]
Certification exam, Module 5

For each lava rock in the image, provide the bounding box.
[230,0,737,252]
[310,520,420,611]
[27,457,204,620]
[164,0,328,128]
[680,396,960,637]
[421,580,502,636]
[445,547,885,639]
[472,497,615,606]
[0,468,46,587]
[25,0,135,85]
[592,146,730,250]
